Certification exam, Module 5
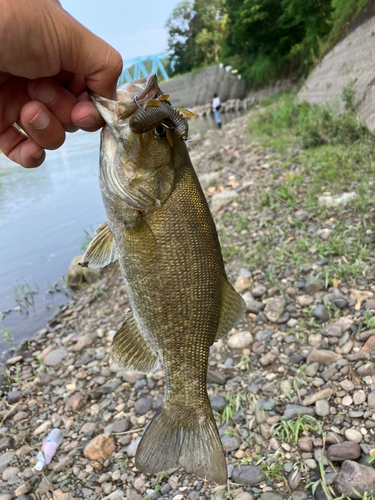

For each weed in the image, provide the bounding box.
[13,279,38,313]
[80,226,94,252]
[235,355,251,373]
[271,414,322,444]
[91,279,106,299]
[222,392,246,424]
[1,325,17,350]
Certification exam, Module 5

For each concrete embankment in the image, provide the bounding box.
[299,0,375,130]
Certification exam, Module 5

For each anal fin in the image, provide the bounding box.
[110,311,158,373]
[214,278,246,342]
[80,222,117,269]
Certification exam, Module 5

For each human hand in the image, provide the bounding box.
[0,0,123,168]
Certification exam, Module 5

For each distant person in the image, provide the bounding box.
[212,93,222,129]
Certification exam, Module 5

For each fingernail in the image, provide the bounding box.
[32,150,44,160]
[28,108,50,130]
[75,114,96,129]
[32,81,57,104]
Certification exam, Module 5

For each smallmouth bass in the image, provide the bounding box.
[81,75,245,483]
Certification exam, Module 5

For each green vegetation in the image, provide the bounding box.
[217,91,375,284]
[221,392,246,423]
[271,414,322,444]
[165,0,368,85]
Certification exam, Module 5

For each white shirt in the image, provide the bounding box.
[212,97,220,110]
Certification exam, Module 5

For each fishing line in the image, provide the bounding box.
[187,143,330,230]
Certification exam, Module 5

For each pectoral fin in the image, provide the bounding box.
[111,311,158,373]
[79,222,117,269]
[214,278,246,342]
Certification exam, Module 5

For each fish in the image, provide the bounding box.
[80,74,245,484]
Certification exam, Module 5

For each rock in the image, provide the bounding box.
[33,421,51,436]
[0,451,16,474]
[13,483,31,496]
[298,436,313,452]
[211,190,238,212]
[83,433,116,460]
[227,331,253,349]
[304,458,317,469]
[235,493,253,500]
[198,171,221,190]
[344,429,363,443]
[259,352,277,366]
[303,388,333,406]
[342,395,353,406]
[211,396,227,412]
[103,490,126,500]
[2,466,20,481]
[65,392,87,412]
[331,297,348,309]
[0,437,15,452]
[127,437,141,457]
[43,348,68,367]
[288,469,301,489]
[252,285,267,297]
[327,442,361,461]
[256,330,273,342]
[123,371,144,384]
[6,391,23,404]
[315,400,330,417]
[322,323,343,337]
[306,349,341,365]
[283,405,315,420]
[66,255,98,289]
[15,497,33,500]
[235,277,251,294]
[368,393,375,408]
[244,297,264,313]
[340,379,355,391]
[6,355,23,366]
[292,493,307,500]
[0,495,13,500]
[297,295,314,306]
[260,494,283,500]
[364,298,375,310]
[98,380,122,394]
[318,192,357,207]
[71,332,97,351]
[353,390,366,405]
[305,363,319,377]
[231,465,266,485]
[207,370,226,385]
[312,305,329,322]
[135,397,153,415]
[335,460,375,499]
[105,418,130,434]
[264,298,285,322]
[305,276,324,294]
[222,434,240,452]
[362,335,375,353]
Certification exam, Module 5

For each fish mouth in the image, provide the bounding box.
[88,74,163,127]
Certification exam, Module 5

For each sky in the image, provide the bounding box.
[62,0,179,61]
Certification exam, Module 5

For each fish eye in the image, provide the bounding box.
[153,125,167,139]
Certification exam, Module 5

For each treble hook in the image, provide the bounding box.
[134,95,141,109]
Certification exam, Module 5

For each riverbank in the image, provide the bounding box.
[1,96,375,500]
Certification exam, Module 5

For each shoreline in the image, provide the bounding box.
[1,111,375,500]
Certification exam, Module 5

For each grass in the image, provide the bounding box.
[221,392,246,424]
[217,90,375,284]
[271,414,322,445]
[80,226,94,252]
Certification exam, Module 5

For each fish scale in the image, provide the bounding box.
[81,75,246,483]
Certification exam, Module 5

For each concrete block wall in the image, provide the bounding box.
[160,65,248,108]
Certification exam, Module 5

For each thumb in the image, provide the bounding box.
[57,7,123,99]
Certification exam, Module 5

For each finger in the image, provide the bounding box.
[0,125,45,168]
[64,74,86,97]
[71,100,104,131]
[28,78,79,133]
[57,10,123,98]
[20,101,66,150]
[0,77,30,133]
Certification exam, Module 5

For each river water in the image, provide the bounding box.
[0,111,243,354]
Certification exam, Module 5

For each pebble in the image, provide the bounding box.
[6,355,23,366]
[227,331,253,349]
[211,396,227,412]
[43,348,68,366]
[211,190,238,212]
[6,391,23,404]
[312,305,329,322]
[345,429,363,443]
[305,276,324,294]
[231,465,266,485]
[83,433,115,460]
[327,442,361,461]
[134,397,153,415]
[264,298,285,322]
[283,405,315,420]
[252,285,266,297]
[315,399,330,417]
[0,438,15,452]
[126,437,141,458]
[235,277,251,294]
[302,388,332,406]
[305,362,319,377]
[353,390,366,405]
[306,349,341,365]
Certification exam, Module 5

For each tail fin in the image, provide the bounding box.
[135,405,227,484]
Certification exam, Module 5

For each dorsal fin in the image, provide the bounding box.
[214,278,246,343]
[79,222,117,269]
